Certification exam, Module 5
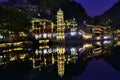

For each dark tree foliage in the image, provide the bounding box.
[0,6,31,34]
[1,0,92,24]
[28,0,90,23]
[93,1,120,29]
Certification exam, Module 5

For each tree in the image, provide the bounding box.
[0,6,31,37]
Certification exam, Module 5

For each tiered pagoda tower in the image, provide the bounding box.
[56,8,65,41]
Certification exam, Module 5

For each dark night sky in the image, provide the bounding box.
[0,0,119,17]
[75,0,119,17]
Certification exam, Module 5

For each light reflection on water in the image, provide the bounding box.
[0,40,120,80]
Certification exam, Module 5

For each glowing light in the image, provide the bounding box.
[103,40,111,44]
[78,48,86,53]
[0,35,3,39]
[38,13,40,16]
[19,32,27,37]
[28,48,31,51]
[78,48,83,53]
[116,41,120,46]
[43,33,47,38]
[103,36,111,39]
[20,54,26,59]
[52,33,56,37]
[39,45,49,49]
[35,34,39,40]
[10,57,16,61]
[83,34,92,39]
[104,36,108,39]
[35,49,39,55]
[96,41,101,46]
[48,49,52,53]
[96,36,101,40]
[53,48,57,53]
[79,48,82,52]
[83,20,86,24]
[14,48,23,51]
[0,56,3,58]
[70,32,76,36]
[70,47,76,55]
[78,31,82,35]
[43,49,48,54]
[83,44,92,48]
[0,44,6,47]
[13,42,23,46]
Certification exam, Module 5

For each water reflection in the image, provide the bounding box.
[1,40,120,80]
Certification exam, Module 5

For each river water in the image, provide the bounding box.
[0,40,120,80]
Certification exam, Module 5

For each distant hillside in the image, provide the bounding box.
[32,0,91,23]
[2,0,91,23]
[94,1,120,29]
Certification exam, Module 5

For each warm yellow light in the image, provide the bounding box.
[14,48,23,50]
[116,41,120,46]
[20,54,26,59]
[83,34,92,39]
[83,44,92,48]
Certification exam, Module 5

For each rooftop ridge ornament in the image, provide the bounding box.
[58,8,63,12]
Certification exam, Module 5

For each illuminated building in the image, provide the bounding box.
[30,8,80,42]
[93,46,102,56]
[82,41,112,59]
[116,41,120,46]
[56,8,65,41]
[115,29,120,41]
[65,19,77,35]
[84,25,111,40]
[65,19,77,29]
[67,19,78,36]
[31,18,54,39]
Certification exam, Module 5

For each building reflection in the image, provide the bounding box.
[81,40,112,59]
[115,40,120,47]
[0,40,116,77]
[57,46,65,77]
